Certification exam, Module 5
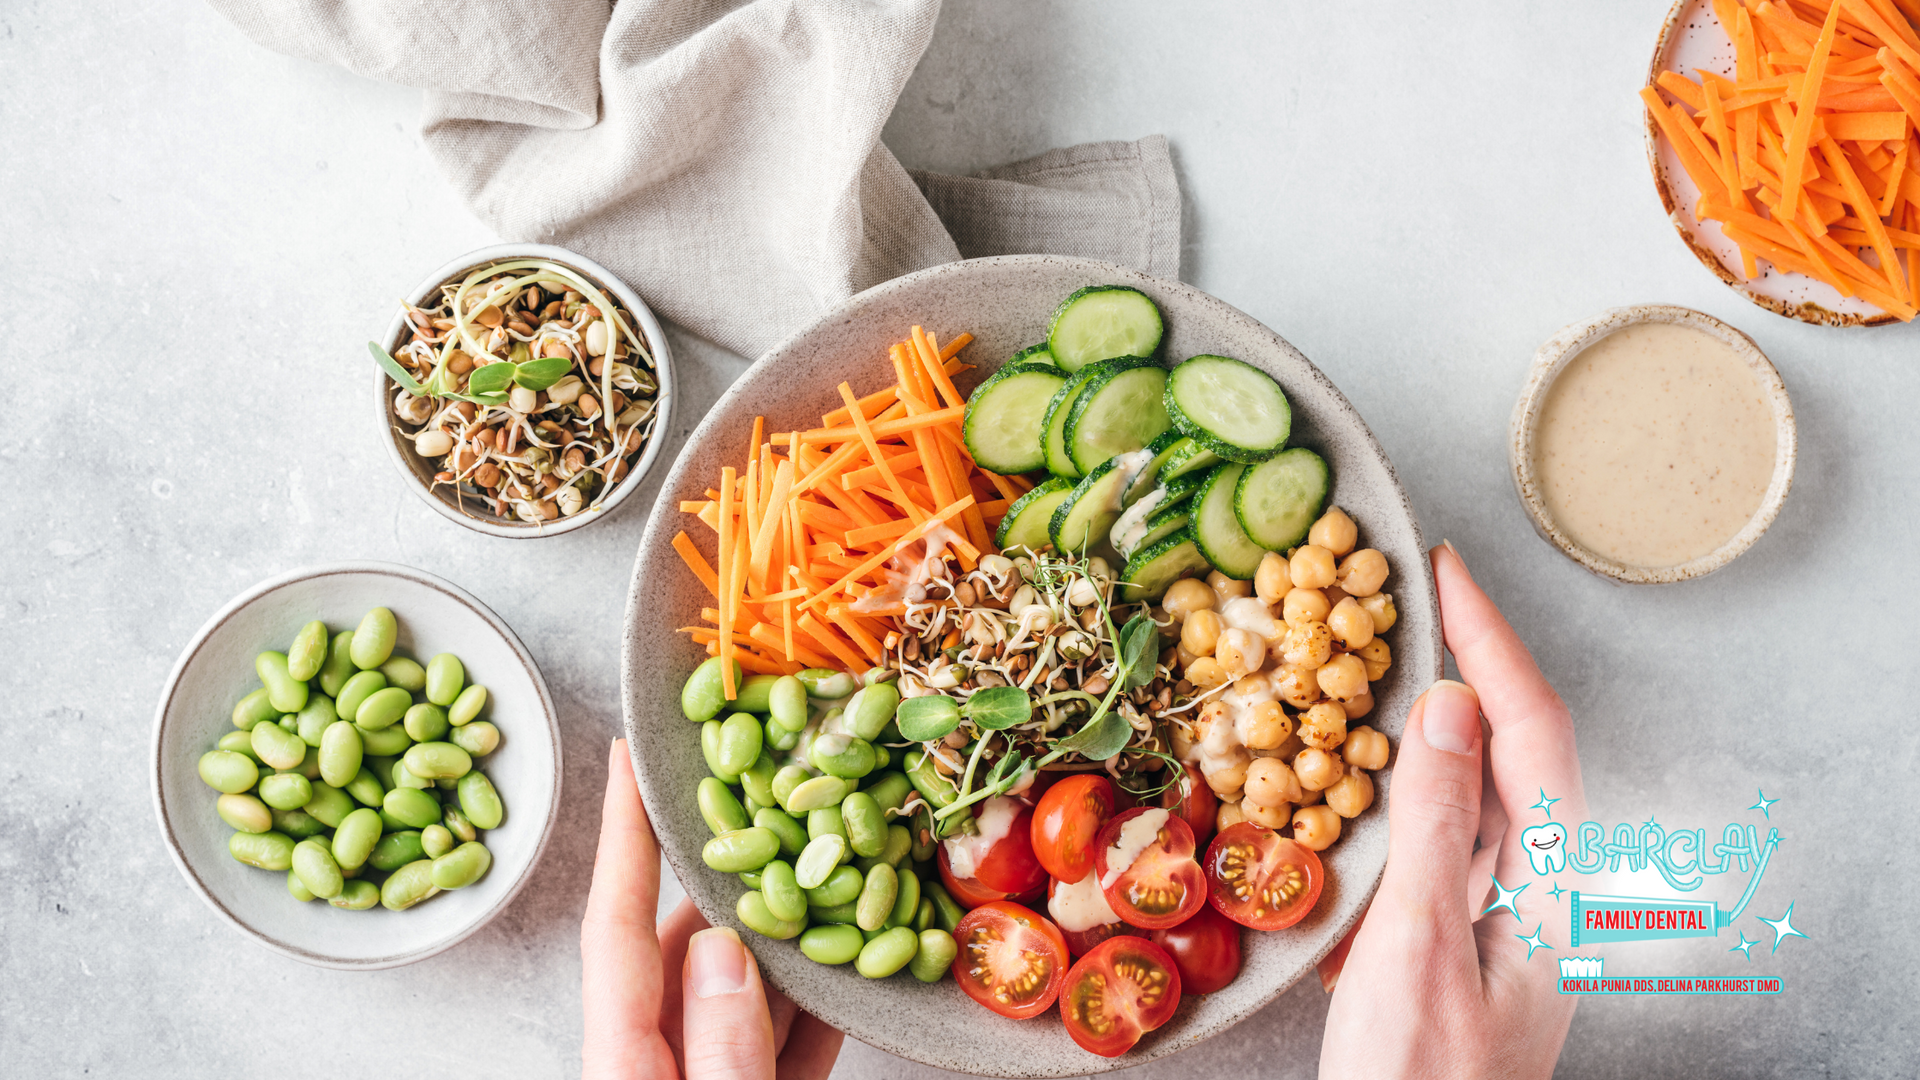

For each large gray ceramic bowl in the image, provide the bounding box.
[622,255,1440,1076]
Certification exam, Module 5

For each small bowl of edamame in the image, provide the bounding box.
[151,562,562,969]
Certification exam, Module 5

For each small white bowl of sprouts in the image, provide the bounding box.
[371,244,675,538]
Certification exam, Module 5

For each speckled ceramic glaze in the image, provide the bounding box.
[1510,304,1796,585]
[152,563,563,969]
[376,243,677,538]
[621,255,1440,1077]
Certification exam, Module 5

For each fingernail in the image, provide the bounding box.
[1442,539,1471,577]
[1422,679,1480,755]
[688,927,749,998]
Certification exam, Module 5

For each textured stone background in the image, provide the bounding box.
[3,1,1914,1077]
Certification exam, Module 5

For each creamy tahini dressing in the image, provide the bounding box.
[1099,808,1170,889]
[1111,486,1167,556]
[1048,870,1121,932]
[1533,323,1776,568]
[943,794,1020,880]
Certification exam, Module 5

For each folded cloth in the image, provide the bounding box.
[208,0,1183,358]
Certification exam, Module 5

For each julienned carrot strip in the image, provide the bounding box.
[794,407,967,445]
[1644,88,1730,201]
[801,496,977,611]
[824,606,884,664]
[1884,139,1913,213]
[747,622,834,671]
[797,613,867,671]
[912,328,966,410]
[1825,110,1911,140]
[751,459,795,584]
[716,466,737,698]
[938,333,974,361]
[796,500,857,532]
[820,384,898,429]
[1784,3,1844,222]
[1819,135,1908,289]
[673,532,720,598]
[845,517,914,548]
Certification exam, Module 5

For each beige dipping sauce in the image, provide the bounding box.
[1533,322,1775,568]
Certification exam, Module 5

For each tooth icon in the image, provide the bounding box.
[1522,823,1567,874]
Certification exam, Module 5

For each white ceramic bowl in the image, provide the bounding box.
[1509,304,1797,584]
[152,562,562,968]
[376,243,677,538]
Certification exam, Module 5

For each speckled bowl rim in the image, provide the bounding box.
[622,254,1442,1076]
[375,243,677,538]
[1509,304,1796,585]
[149,561,564,969]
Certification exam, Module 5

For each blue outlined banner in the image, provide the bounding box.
[1571,892,1723,945]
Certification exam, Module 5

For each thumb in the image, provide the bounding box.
[1378,680,1484,932]
[681,927,780,1080]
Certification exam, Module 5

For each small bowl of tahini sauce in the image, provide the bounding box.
[1510,305,1795,584]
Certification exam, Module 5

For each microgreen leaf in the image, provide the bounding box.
[512,355,571,390]
[896,696,962,743]
[1119,613,1159,689]
[368,342,424,394]
[964,686,1031,731]
[1052,710,1133,761]
[985,750,1028,788]
[466,362,517,396]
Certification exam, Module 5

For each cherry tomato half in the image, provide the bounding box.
[1203,822,1324,930]
[1059,936,1183,1057]
[971,803,1049,896]
[1157,763,1218,848]
[1032,774,1115,884]
[938,843,1011,910]
[1047,876,1141,957]
[1092,807,1206,930]
[951,901,1071,1020]
[1148,904,1242,995]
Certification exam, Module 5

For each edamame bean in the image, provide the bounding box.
[383,787,442,830]
[255,651,310,713]
[855,926,919,978]
[700,720,739,783]
[443,805,478,843]
[229,830,295,870]
[331,808,382,870]
[358,724,412,756]
[368,830,426,872]
[344,766,384,808]
[915,898,935,933]
[754,808,808,859]
[216,730,261,760]
[430,840,492,889]
[798,923,864,965]
[923,883,964,934]
[355,687,413,732]
[909,929,957,983]
[841,682,899,741]
[231,688,279,731]
[349,608,397,670]
[330,879,380,910]
[764,718,800,752]
[403,702,450,743]
[768,675,808,732]
[456,771,503,829]
[380,859,439,911]
[287,745,323,781]
[317,720,364,789]
[856,864,898,932]
[424,653,465,706]
[910,807,937,863]
[808,734,875,780]
[448,720,499,757]
[794,834,847,889]
[877,824,912,868]
[318,631,357,697]
[715,713,762,777]
[698,777,750,836]
[736,892,804,940]
[841,792,886,858]
[335,670,387,723]
[449,684,488,727]
[809,900,858,925]
[888,867,921,929]
[302,782,353,828]
[738,752,777,807]
[739,869,764,889]
[860,771,912,816]
[761,860,808,922]
[404,741,472,781]
[215,793,272,834]
[796,668,856,699]
[291,838,345,899]
[805,863,865,907]
[250,717,308,770]
[682,657,743,723]
[272,807,326,838]
[771,765,810,807]
[807,805,847,843]
[871,746,891,771]
[379,655,426,693]
[258,773,312,810]
[198,750,259,794]
[420,824,454,859]
[278,714,298,734]
[731,674,781,714]
[702,827,780,873]
[785,776,850,814]
[287,869,315,902]
[294,694,338,747]
[287,620,329,682]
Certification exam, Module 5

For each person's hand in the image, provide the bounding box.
[581,738,844,1080]
[1319,543,1587,1079]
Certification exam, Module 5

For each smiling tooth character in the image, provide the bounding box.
[1521,823,1567,874]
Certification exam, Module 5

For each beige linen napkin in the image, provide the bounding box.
[209,0,1182,358]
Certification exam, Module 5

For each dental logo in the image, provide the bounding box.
[1522,822,1567,874]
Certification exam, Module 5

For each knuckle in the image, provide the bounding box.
[682,1022,770,1078]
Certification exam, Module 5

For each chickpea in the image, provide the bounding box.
[1355,638,1392,681]
[1243,700,1294,749]
[1334,549,1389,597]
[1308,506,1358,556]
[1316,654,1368,702]
[1282,587,1332,625]
[1208,570,1252,605]
[1216,628,1263,676]
[1294,747,1345,791]
[1357,591,1397,633]
[1244,798,1293,829]
[1343,726,1391,771]
[1204,750,1252,797]
[1163,578,1215,620]
[1177,644,1203,670]
[1296,785,1324,807]
[1181,608,1224,657]
[1326,597,1375,650]
[1325,769,1375,818]
[1288,545,1337,590]
[1244,757,1304,807]
[1187,656,1231,690]
[1273,665,1323,708]
[1280,620,1333,670]
[1298,702,1349,750]
[1291,805,1342,850]
[1323,585,1349,609]
[1341,687,1375,720]
[1170,723,1196,759]
[1253,551,1292,605]
[1216,799,1247,832]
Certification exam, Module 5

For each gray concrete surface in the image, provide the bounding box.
[3,1,1914,1077]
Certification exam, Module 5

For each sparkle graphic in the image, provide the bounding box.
[1643,813,1658,828]
[1729,931,1759,960]
[1483,874,1528,920]
[1758,902,1809,953]
[1530,788,1561,820]
[1750,789,1779,819]
[1516,923,1552,960]
[1547,881,1567,904]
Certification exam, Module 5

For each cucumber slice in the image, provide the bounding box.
[1047,286,1165,372]
[1049,452,1153,557]
[1165,355,1291,463]
[963,362,1068,474]
[1008,342,1055,368]
[1119,530,1212,603]
[1041,360,1115,479]
[1234,447,1330,551]
[1191,463,1268,579]
[1123,431,1187,504]
[1064,359,1171,475]
[994,477,1074,554]
[1113,489,1193,561]
[1159,438,1222,482]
